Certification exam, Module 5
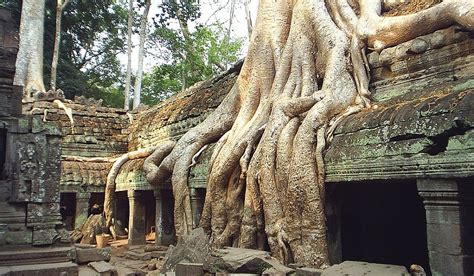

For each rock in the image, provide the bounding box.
[151,251,167,259]
[79,214,107,245]
[74,243,96,249]
[207,247,294,275]
[144,245,168,252]
[116,266,141,276]
[162,228,211,272]
[321,261,410,276]
[175,262,204,276]
[295,267,323,275]
[148,263,156,271]
[408,38,429,54]
[1,261,78,275]
[430,31,446,49]
[88,260,117,275]
[124,250,152,261]
[76,247,111,264]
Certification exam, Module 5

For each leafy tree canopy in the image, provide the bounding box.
[42,0,128,107]
[141,2,243,106]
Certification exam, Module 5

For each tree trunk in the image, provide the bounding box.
[14,0,46,98]
[132,0,151,109]
[124,0,134,110]
[140,0,473,269]
[243,0,253,39]
[50,0,69,92]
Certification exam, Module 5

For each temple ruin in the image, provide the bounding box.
[0,3,473,276]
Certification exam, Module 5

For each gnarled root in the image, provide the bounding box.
[104,147,160,227]
[140,0,472,269]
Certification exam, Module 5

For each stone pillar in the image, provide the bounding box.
[128,190,146,246]
[154,189,163,245]
[75,192,91,229]
[417,179,474,276]
[189,188,204,229]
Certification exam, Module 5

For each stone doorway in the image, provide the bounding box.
[0,128,6,180]
[115,191,130,236]
[161,189,176,245]
[338,180,430,274]
[89,192,105,215]
[143,190,156,241]
[60,192,76,230]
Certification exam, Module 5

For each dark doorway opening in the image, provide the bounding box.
[161,189,176,245]
[0,129,7,180]
[115,191,130,237]
[89,192,105,215]
[143,190,156,241]
[60,192,76,230]
[339,180,430,274]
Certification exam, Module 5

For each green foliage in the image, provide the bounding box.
[43,0,128,107]
[142,18,243,106]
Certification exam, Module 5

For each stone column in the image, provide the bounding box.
[417,179,474,276]
[154,189,163,245]
[128,189,146,246]
[189,188,204,229]
[75,192,91,229]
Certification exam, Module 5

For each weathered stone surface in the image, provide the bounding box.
[0,261,78,276]
[162,228,211,272]
[79,214,107,245]
[89,260,117,275]
[175,262,204,276]
[294,267,323,276]
[0,246,74,266]
[321,261,410,276]
[124,251,152,261]
[207,247,294,275]
[417,179,474,275]
[75,247,112,264]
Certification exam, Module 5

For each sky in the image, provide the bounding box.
[121,0,259,73]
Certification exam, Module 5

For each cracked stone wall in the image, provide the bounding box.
[22,100,130,193]
[0,8,65,246]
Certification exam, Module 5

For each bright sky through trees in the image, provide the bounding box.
[121,0,258,72]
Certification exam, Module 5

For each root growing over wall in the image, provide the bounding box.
[105,0,473,268]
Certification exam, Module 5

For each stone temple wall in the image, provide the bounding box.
[22,100,130,193]
[0,8,65,246]
[116,61,242,191]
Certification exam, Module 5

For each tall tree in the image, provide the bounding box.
[133,0,151,109]
[243,0,253,39]
[43,0,127,105]
[124,0,134,110]
[138,0,473,268]
[14,0,46,98]
[142,23,243,106]
[50,0,70,91]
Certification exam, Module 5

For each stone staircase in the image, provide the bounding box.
[0,245,78,275]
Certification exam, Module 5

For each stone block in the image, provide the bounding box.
[2,261,78,276]
[427,223,474,255]
[88,260,117,275]
[32,225,58,245]
[76,247,111,264]
[321,261,410,276]
[175,262,204,276]
[124,250,152,261]
[429,251,474,276]
[151,251,167,259]
[295,267,323,276]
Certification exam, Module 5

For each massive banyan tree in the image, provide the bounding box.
[105,0,473,268]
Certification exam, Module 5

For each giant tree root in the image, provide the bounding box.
[140,0,473,268]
